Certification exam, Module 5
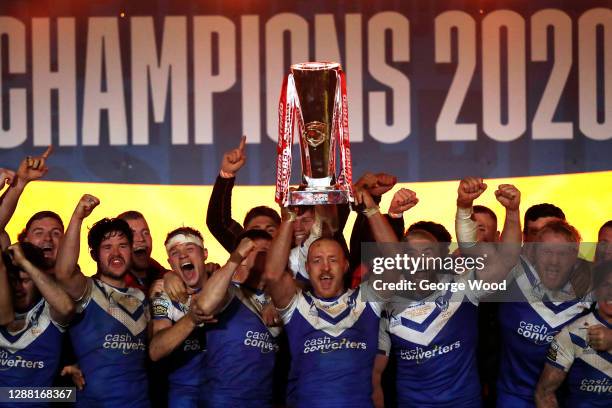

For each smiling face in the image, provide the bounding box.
[293,209,315,246]
[306,239,348,299]
[126,217,153,271]
[23,217,64,267]
[97,232,133,283]
[167,242,208,288]
[533,231,578,291]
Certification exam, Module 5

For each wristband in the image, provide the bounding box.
[229,251,245,265]
[388,211,403,219]
[455,206,477,248]
[219,170,235,179]
[363,206,380,218]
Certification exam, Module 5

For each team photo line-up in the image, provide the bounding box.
[0,142,610,408]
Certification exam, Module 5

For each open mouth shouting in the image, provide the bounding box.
[41,243,55,258]
[109,256,125,269]
[319,273,334,290]
[180,262,197,282]
[133,246,148,257]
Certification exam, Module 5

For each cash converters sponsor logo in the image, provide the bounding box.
[580,378,612,393]
[303,336,367,354]
[517,321,556,345]
[399,341,461,363]
[244,331,279,354]
[0,350,44,370]
[103,334,146,354]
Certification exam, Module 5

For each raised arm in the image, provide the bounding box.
[455,178,522,283]
[264,211,298,309]
[55,194,99,300]
[0,147,53,231]
[197,237,255,315]
[206,136,247,252]
[0,250,13,325]
[8,243,74,325]
[534,364,566,408]
[354,188,401,244]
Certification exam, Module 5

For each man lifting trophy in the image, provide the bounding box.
[275,62,354,206]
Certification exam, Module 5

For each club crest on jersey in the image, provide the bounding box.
[435,296,449,312]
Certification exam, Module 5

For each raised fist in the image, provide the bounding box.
[17,146,53,183]
[495,184,520,211]
[388,188,419,215]
[75,194,100,220]
[220,135,247,177]
[355,172,397,197]
[457,177,487,208]
[234,237,255,259]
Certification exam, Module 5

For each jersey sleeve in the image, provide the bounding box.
[151,292,172,321]
[545,326,575,372]
[359,281,385,316]
[74,278,94,313]
[277,289,301,324]
[378,310,391,356]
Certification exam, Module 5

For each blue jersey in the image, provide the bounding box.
[0,299,64,408]
[379,272,485,408]
[279,284,381,408]
[151,291,206,407]
[203,284,280,408]
[497,258,591,407]
[70,278,149,408]
[546,310,612,408]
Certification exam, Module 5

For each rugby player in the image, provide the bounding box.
[149,227,212,407]
[0,242,74,403]
[495,220,593,407]
[197,229,281,407]
[264,189,399,408]
[374,178,522,408]
[535,260,612,407]
[117,211,167,293]
[55,194,150,407]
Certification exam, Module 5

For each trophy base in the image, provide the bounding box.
[288,188,349,206]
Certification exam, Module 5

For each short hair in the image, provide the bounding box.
[88,218,133,262]
[17,211,64,242]
[524,203,565,234]
[117,210,145,222]
[233,229,273,251]
[536,220,581,243]
[473,205,497,225]
[288,205,315,217]
[243,206,281,228]
[407,221,451,256]
[2,242,48,276]
[164,227,204,247]
[599,220,612,236]
[307,236,350,261]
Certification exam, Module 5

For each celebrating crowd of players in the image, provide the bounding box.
[0,141,610,408]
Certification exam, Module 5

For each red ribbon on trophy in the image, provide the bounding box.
[275,62,354,207]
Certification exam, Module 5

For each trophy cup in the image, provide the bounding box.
[275,62,354,206]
